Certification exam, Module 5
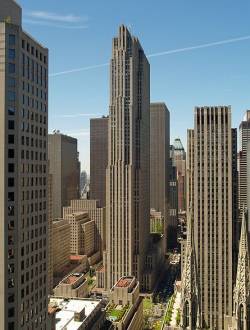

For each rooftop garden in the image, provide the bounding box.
[106,303,129,322]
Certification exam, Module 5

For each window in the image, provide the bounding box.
[8,164,14,173]
[8,121,15,130]
[8,91,15,102]
[8,178,14,187]
[8,192,14,202]
[8,35,15,46]
[8,63,15,74]
[8,135,14,144]
[8,49,15,60]
[8,78,15,88]
[8,308,15,318]
[8,149,14,159]
[8,108,15,116]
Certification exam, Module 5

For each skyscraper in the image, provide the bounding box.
[106,25,150,290]
[186,106,236,329]
[239,111,250,230]
[169,145,178,249]
[172,138,186,212]
[150,102,170,252]
[48,132,80,218]
[0,0,49,328]
[90,116,108,207]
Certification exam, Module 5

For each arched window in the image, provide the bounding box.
[184,301,190,327]
[239,304,244,330]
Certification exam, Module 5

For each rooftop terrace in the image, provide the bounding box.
[50,297,101,330]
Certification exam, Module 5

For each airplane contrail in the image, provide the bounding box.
[49,35,250,77]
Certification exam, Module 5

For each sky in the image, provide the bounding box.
[18,0,250,173]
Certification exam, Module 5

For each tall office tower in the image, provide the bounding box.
[172,138,186,212]
[168,145,178,249]
[0,1,48,328]
[48,132,80,218]
[239,111,250,229]
[106,25,150,290]
[186,106,236,329]
[80,170,88,195]
[150,102,170,252]
[90,116,108,207]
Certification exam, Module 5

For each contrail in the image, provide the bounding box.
[147,35,250,57]
[49,35,250,77]
[50,63,109,77]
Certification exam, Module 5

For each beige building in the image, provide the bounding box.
[150,103,170,252]
[106,25,150,290]
[53,273,88,299]
[48,132,80,218]
[90,116,108,207]
[66,212,95,257]
[106,277,143,329]
[185,106,237,329]
[52,219,70,274]
[0,1,49,328]
[63,199,106,253]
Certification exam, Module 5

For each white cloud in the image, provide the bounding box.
[24,10,88,29]
[23,19,87,29]
[26,11,86,23]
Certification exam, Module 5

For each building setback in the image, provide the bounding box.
[106,25,150,290]
[0,0,49,328]
[90,116,108,207]
[186,106,236,329]
[48,132,80,218]
[150,102,170,252]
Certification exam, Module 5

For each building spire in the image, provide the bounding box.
[180,205,202,329]
[233,207,250,329]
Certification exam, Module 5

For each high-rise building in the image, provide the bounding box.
[239,111,250,230]
[169,145,178,249]
[172,138,186,212]
[48,132,80,218]
[80,170,88,196]
[63,199,106,254]
[0,1,49,328]
[106,25,150,290]
[150,102,170,252]
[186,106,236,329]
[90,116,108,207]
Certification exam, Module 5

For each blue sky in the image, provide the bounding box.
[19,0,250,172]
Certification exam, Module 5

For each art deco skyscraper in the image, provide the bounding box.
[90,116,108,207]
[186,106,236,329]
[106,25,150,289]
[0,0,48,328]
[150,103,170,252]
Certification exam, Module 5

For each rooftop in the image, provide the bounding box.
[49,297,101,330]
[106,303,130,323]
[116,277,133,288]
[173,138,184,151]
[61,273,84,285]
